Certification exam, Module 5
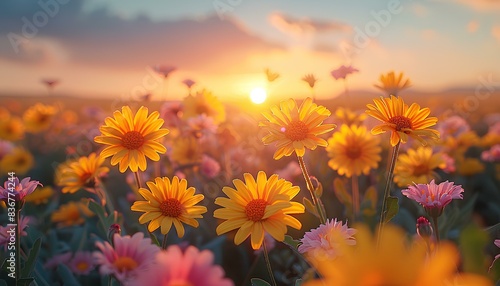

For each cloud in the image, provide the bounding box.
[467,21,479,33]
[492,25,500,43]
[421,29,439,40]
[411,3,429,17]
[269,12,351,38]
[0,1,283,72]
[452,0,500,11]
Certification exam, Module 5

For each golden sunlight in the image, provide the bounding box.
[250,87,267,104]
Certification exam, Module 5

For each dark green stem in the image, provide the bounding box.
[431,216,440,243]
[377,142,401,242]
[297,155,326,224]
[352,174,360,220]
[262,239,277,286]
[162,233,169,250]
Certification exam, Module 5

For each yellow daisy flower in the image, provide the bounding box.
[0,147,34,175]
[23,103,57,133]
[334,107,367,126]
[0,117,25,141]
[214,171,305,250]
[394,146,445,187]
[326,125,381,178]
[56,153,109,194]
[94,106,169,173]
[366,95,439,146]
[304,224,492,286]
[457,158,485,176]
[374,71,412,96]
[170,136,202,165]
[183,89,226,124]
[260,97,336,160]
[25,186,54,205]
[51,201,94,227]
[131,176,207,237]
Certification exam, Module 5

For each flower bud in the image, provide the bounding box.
[108,224,121,246]
[416,216,433,238]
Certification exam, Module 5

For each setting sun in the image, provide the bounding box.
[250,87,267,104]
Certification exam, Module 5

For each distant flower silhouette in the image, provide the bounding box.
[152,65,176,100]
[331,65,359,80]
[302,74,318,100]
[41,78,59,95]
[182,79,196,96]
[265,68,280,82]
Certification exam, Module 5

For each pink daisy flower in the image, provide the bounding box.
[481,144,500,162]
[44,252,72,270]
[436,115,470,137]
[182,79,196,88]
[0,177,42,205]
[401,180,464,217]
[93,232,160,284]
[330,65,359,80]
[0,216,30,250]
[69,251,94,275]
[490,239,500,272]
[200,155,221,179]
[298,219,356,260]
[129,245,233,286]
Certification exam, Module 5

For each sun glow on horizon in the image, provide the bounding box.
[250,87,267,104]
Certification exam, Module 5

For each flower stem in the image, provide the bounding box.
[134,171,142,189]
[431,216,440,243]
[162,233,169,250]
[352,174,360,220]
[15,208,21,284]
[297,155,326,224]
[263,239,277,286]
[377,142,401,237]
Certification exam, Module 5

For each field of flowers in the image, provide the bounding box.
[0,71,500,286]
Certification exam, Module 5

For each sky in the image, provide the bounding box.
[0,0,499,101]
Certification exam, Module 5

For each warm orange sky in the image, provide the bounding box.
[1,0,499,101]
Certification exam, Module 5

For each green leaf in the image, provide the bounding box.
[302,197,319,218]
[251,278,272,286]
[149,231,160,246]
[384,196,399,223]
[56,264,79,286]
[88,200,108,237]
[459,224,489,275]
[21,237,41,278]
[283,235,300,249]
[17,278,34,286]
[333,178,352,205]
[314,181,323,198]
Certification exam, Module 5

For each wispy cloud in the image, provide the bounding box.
[268,12,351,38]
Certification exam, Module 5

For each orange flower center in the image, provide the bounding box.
[15,156,27,166]
[76,261,89,272]
[284,120,308,141]
[345,146,361,159]
[122,131,145,150]
[113,256,138,272]
[160,198,183,217]
[245,199,267,222]
[413,164,430,176]
[388,115,412,131]
[80,172,96,188]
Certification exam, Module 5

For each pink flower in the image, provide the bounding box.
[160,101,183,127]
[69,251,94,275]
[44,252,72,270]
[330,65,359,80]
[490,239,500,272]
[437,115,470,137]
[129,245,233,286]
[298,219,356,260]
[0,216,30,250]
[0,177,42,205]
[200,155,221,179]
[481,144,500,162]
[93,232,160,284]
[0,140,14,160]
[182,79,196,88]
[153,65,176,78]
[275,161,301,181]
[441,153,456,173]
[401,180,464,217]
[187,114,218,138]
